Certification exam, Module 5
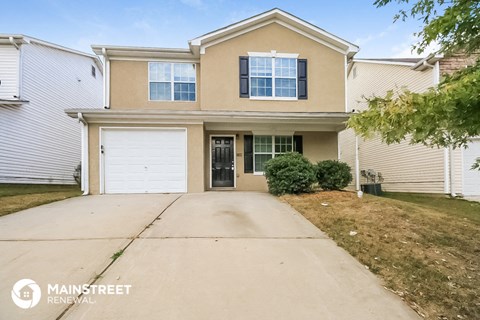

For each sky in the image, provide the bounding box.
[0,0,438,58]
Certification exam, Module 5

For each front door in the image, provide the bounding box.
[211,137,234,187]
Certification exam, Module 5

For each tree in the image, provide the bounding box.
[348,0,480,168]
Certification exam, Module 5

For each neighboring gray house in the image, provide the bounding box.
[0,35,103,184]
[340,54,480,197]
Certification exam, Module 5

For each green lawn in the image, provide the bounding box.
[382,192,480,223]
[0,184,82,217]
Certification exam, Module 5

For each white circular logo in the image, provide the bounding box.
[11,279,41,309]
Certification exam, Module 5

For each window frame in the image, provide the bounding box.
[248,52,299,101]
[253,135,293,174]
[148,62,197,102]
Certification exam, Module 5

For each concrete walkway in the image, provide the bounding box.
[0,192,420,320]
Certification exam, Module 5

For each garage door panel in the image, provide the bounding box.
[103,129,187,194]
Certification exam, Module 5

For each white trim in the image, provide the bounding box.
[247,51,299,58]
[275,20,348,55]
[148,62,197,102]
[433,61,440,85]
[78,113,89,195]
[449,146,456,196]
[337,132,341,160]
[99,127,188,194]
[110,57,199,63]
[352,59,416,67]
[17,43,23,98]
[460,146,465,196]
[102,48,110,109]
[200,20,275,54]
[190,9,358,53]
[209,135,237,189]
[444,148,450,194]
[250,96,297,101]
[199,19,349,56]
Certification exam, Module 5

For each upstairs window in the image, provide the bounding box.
[149,62,196,101]
[250,57,296,98]
[240,52,307,100]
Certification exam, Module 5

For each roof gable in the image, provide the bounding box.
[190,8,359,57]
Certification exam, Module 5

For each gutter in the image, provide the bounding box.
[101,48,110,109]
[78,113,89,195]
[8,36,19,50]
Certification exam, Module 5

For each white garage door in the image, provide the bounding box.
[103,128,187,194]
[463,139,480,196]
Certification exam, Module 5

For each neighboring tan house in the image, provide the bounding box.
[66,8,359,194]
[0,35,103,184]
[340,54,480,196]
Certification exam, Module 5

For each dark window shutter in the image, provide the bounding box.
[244,135,253,173]
[293,135,303,154]
[297,59,307,99]
[239,56,249,98]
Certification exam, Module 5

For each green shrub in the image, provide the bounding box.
[263,152,316,195]
[315,160,353,190]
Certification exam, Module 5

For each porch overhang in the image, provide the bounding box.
[65,109,350,132]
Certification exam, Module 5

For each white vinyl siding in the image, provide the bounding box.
[0,45,20,99]
[0,41,102,184]
[462,140,480,195]
[341,62,447,193]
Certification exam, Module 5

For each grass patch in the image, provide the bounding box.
[282,191,480,320]
[0,184,81,217]
[111,249,124,261]
[382,192,480,223]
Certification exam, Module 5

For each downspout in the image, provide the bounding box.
[78,113,89,195]
[344,55,348,112]
[431,60,455,196]
[432,60,451,195]
[102,48,110,109]
[355,136,360,191]
[9,37,21,99]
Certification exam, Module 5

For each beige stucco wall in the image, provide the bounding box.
[109,60,201,110]
[200,23,345,112]
[87,123,204,194]
[204,131,338,192]
[108,23,345,112]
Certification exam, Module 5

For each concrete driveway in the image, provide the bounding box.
[0,192,420,320]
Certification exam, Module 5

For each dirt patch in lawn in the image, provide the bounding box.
[282,191,480,320]
[0,191,81,217]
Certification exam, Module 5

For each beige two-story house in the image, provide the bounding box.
[66,8,359,194]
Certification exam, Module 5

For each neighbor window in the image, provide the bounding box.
[250,56,297,98]
[254,135,293,172]
[149,62,196,101]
